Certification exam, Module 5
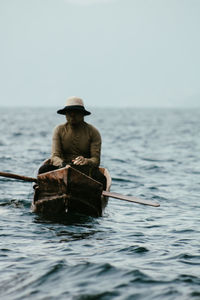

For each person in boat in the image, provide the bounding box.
[38,96,106,189]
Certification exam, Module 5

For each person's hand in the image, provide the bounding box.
[72,156,89,166]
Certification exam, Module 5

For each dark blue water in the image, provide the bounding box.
[0,107,200,300]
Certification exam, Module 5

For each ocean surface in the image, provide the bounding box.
[0,107,200,300]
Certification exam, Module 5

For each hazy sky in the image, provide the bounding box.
[0,0,200,107]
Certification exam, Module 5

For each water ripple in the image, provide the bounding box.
[1,107,200,300]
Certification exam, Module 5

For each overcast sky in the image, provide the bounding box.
[0,0,200,107]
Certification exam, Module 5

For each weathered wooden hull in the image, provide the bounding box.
[32,165,111,218]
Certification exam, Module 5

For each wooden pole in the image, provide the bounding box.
[0,172,37,183]
[102,191,160,207]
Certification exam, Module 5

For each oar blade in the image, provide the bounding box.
[102,191,160,207]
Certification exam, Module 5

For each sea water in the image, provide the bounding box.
[0,107,200,300]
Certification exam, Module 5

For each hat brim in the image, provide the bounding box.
[57,105,91,116]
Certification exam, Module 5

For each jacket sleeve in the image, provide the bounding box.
[51,126,64,166]
[87,126,102,167]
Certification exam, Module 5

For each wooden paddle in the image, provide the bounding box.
[0,171,37,183]
[102,191,160,207]
[0,171,160,207]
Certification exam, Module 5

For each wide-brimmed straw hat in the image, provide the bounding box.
[57,97,91,116]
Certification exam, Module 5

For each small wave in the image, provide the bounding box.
[148,186,159,191]
[41,261,66,278]
[74,291,120,300]
[111,158,126,163]
[172,253,200,265]
[139,157,175,163]
[143,165,167,173]
[10,199,25,208]
[94,263,120,276]
[0,201,10,206]
[146,224,162,229]
[26,260,67,289]
[58,231,97,242]
[152,195,168,201]
[12,132,22,136]
[39,131,48,137]
[126,269,155,284]
[118,245,149,254]
[0,199,26,209]
[0,178,10,182]
[178,253,200,260]
[112,177,133,183]
[0,156,12,160]
[175,274,200,285]
[172,229,195,234]
[191,291,200,297]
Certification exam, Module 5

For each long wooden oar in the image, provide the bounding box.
[0,171,160,207]
[0,171,37,183]
[102,191,160,207]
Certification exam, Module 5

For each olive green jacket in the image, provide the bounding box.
[51,121,101,167]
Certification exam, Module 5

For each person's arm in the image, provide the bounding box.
[51,126,64,167]
[87,127,101,167]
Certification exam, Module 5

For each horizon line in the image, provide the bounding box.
[0,105,200,109]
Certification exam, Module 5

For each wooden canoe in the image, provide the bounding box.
[31,165,111,218]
